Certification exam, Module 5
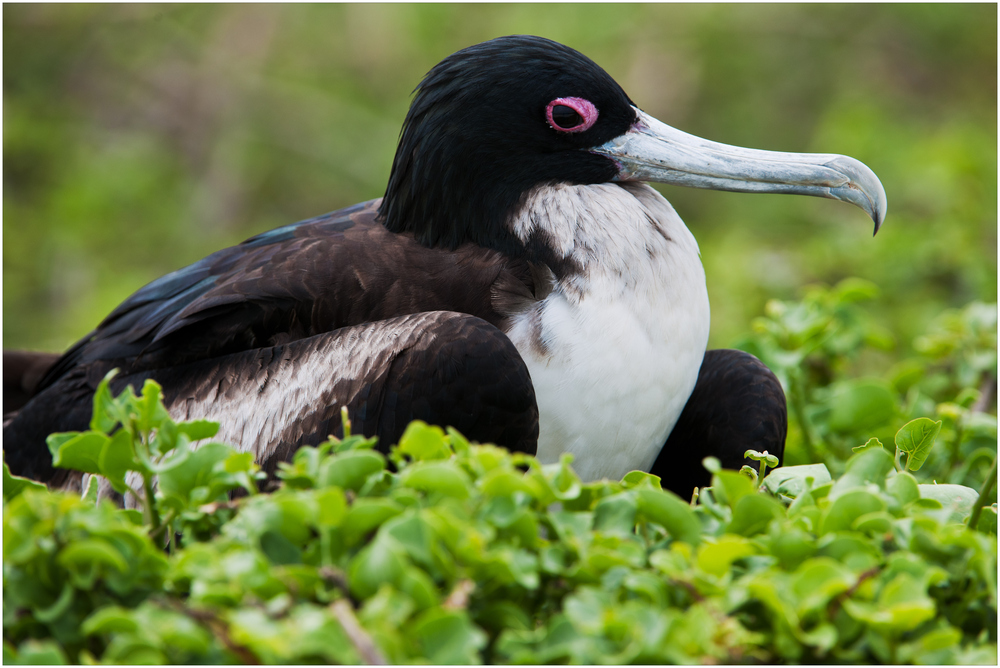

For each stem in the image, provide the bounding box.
[967,456,997,529]
[341,406,352,438]
[789,377,819,464]
[971,372,997,415]
[143,471,162,533]
[162,598,261,664]
[131,419,163,533]
[331,599,387,665]
[149,509,178,545]
[948,419,964,472]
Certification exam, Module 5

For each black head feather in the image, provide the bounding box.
[378,35,636,255]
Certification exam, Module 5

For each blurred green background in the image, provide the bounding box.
[4,4,996,363]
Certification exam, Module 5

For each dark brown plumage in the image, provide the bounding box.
[7,311,537,492]
[4,200,548,485]
[36,200,545,384]
[650,349,787,499]
[3,350,59,415]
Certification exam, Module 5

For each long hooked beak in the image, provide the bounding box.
[591,108,887,235]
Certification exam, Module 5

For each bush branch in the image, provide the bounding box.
[330,599,387,665]
[967,456,997,530]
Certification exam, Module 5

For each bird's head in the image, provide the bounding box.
[379,35,886,255]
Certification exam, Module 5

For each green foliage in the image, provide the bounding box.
[43,372,265,544]
[741,281,996,495]
[3,305,997,664]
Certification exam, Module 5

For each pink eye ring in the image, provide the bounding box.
[546,97,599,133]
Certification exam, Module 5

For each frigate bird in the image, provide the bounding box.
[3,35,885,500]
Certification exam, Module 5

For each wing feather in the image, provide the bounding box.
[37,199,534,390]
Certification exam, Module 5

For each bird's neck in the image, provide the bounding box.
[507,181,703,288]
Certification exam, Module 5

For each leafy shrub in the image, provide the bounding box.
[3,288,997,664]
[740,280,996,491]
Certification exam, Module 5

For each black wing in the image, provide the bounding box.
[7,198,545,483]
[6,312,538,486]
[37,199,535,390]
[651,348,787,499]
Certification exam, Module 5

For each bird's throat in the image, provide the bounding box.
[504,182,711,481]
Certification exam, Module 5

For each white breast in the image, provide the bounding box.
[505,182,710,481]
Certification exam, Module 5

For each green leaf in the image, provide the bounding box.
[341,498,404,546]
[383,513,438,569]
[621,470,661,490]
[224,451,255,474]
[763,463,832,497]
[702,456,722,474]
[3,460,47,501]
[45,432,77,461]
[833,276,880,303]
[827,378,897,433]
[635,488,701,545]
[845,573,936,634]
[593,492,638,537]
[712,468,756,508]
[33,582,75,623]
[976,504,997,535]
[260,529,302,565]
[402,461,471,498]
[791,557,855,615]
[885,471,920,507]
[727,493,784,536]
[57,538,129,588]
[98,429,138,493]
[157,441,236,505]
[177,419,220,441]
[150,418,179,457]
[765,524,816,571]
[853,436,884,453]
[319,449,386,491]
[50,431,110,474]
[81,474,100,504]
[315,487,348,527]
[445,426,471,455]
[818,535,881,572]
[82,606,140,636]
[696,535,755,577]
[479,468,537,499]
[348,536,406,599]
[397,420,451,460]
[8,640,69,665]
[136,378,165,431]
[412,608,488,665]
[532,454,583,503]
[852,511,895,534]
[895,418,942,472]
[398,565,440,610]
[744,449,779,468]
[821,489,886,534]
[917,483,980,523]
[90,369,121,433]
[831,447,895,499]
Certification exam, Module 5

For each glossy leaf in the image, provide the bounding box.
[895,418,942,472]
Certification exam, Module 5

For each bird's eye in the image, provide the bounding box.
[551,105,582,128]
[545,97,598,134]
